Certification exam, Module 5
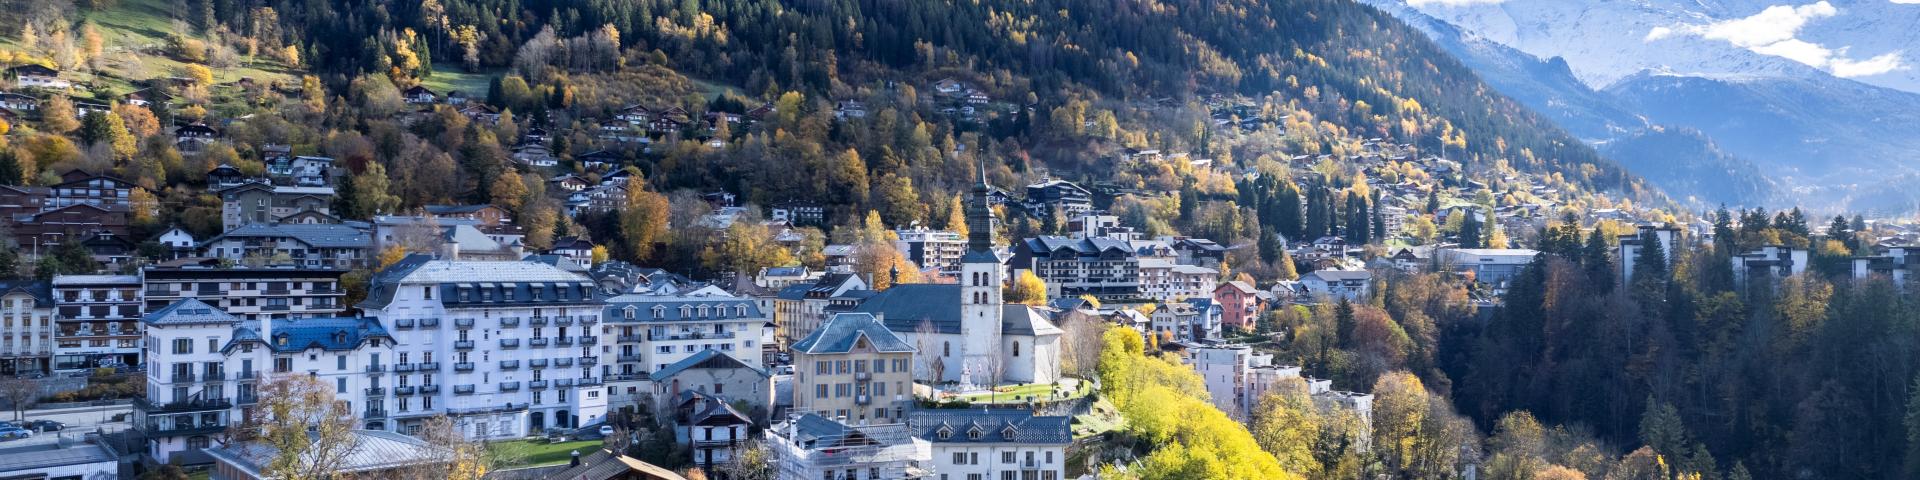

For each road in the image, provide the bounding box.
[0,403,133,448]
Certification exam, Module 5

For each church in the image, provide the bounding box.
[852,173,1062,387]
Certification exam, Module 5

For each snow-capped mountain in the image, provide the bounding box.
[1401,0,1920,93]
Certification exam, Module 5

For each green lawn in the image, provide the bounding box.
[418,64,501,98]
[488,438,605,468]
[0,0,300,98]
[951,381,1089,404]
[1072,397,1125,439]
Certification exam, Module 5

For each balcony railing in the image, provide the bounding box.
[365,365,385,373]
[420,318,440,327]
[556,336,575,347]
[454,340,475,350]
[555,378,575,387]
[395,363,417,372]
[395,318,416,329]
[578,377,602,386]
[553,316,574,327]
[578,316,598,326]
[854,371,870,381]
[204,371,227,381]
[170,372,196,382]
[454,318,475,328]
[238,370,256,380]
[499,360,520,370]
[649,331,736,341]
[145,422,229,436]
[454,385,475,395]
[417,362,439,371]
[499,317,520,327]
[237,394,258,405]
[498,381,521,391]
[616,335,644,343]
[617,354,642,363]
[364,409,388,419]
[554,357,574,367]
[579,356,598,366]
[136,397,232,413]
[529,338,550,347]
[365,387,386,396]
[499,339,520,348]
[420,385,441,395]
[529,359,549,368]
[579,336,598,346]
[454,362,474,372]
[855,394,871,405]
[529,317,549,327]
[395,386,417,395]
[529,380,549,389]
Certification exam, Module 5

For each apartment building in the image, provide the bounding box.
[894,228,967,279]
[357,255,608,438]
[790,313,915,424]
[1137,258,1217,303]
[50,275,143,371]
[141,266,347,321]
[136,298,396,465]
[768,414,928,480]
[771,273,869,348]
[1009,236,1141,301]
[603,291,767,405]
[0,280,54,375]
[909,409,1072,480]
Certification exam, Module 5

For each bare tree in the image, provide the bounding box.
[715,439,775,480]
[984,346,1008,404]
[0,377,38,421]
[913,319,945,387]
[1056,312,1109,380]
[228,374,361,480]
[394,415,493,480]
[386,209,446,255]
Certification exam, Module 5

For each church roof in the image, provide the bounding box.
[851,284,1061,336]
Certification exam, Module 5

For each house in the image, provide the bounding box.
[444,90,468,105]
[1439,248,1540,291]
[669,392,754,468]
[650,350,773,423]
[1618,225,1680,281]
[286,156,337,187]
[0,92,37,111]
[199,223,373,269]
[549,174,591,193]
[206,163,248,187]
[909,409,1072,480]
[1214,281,1264,331]
[598,120,645,143]
[48,169,133,210]
[158,226,198,257]
[10,203,131,254]
[770,200,825,226]
[615,104,653,124]
[1732,245,1809,285]
[512,141,558,167]
[0,280,54,376]
[1300,269,1372,301]
[402,85,437,104]
[125,87,170,107]
[1170,237,1228,269]
[459,103,501,124]
[261,144,294,175]
[771,273,870,347]
[932,78,965,95]
[1192,344,1302,420]
[602,291,766,406]
[894,227,967,279]
[1022,180,1093,217]
[1136,258,1216,303]
[577,150,624,170]
[7,64,68,89]
[174,123,222,153]
[834,100,868,119]
[216,181,336,229]
[484,448,688,480]
[790,313,916,423]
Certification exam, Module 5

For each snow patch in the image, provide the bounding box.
[1649,2,1907,78]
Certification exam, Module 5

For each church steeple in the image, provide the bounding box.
[967,164,996,254]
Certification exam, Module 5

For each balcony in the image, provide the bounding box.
[499,339,520,349]
[529,359,549,368]
[616,335,644,343]
[365,365,385,373]
[578,377,602,386]
[498,381,521,391]
[579,356,598,366]
[420,385,441,395]
[554,357,574,367]
[145,422,229,436]
[454,362,474,372]
[238,371,257,380]
[365,387,386,396]
[578,316,598,326]
[617,354,642,363]
[454,340,475,350]
[855,394,871,405]
[529,380,549,389]
[455,318,475,328]
[263,305,290,312]
[555,378,575,387]
[499,360,520,370]
[420,318,440,328]
[553,316,574,327]
[649,331,736,341]
[136,397,232,414]
[579,336,598,346]
[170,372,196,383]
[499,317,520,327]
[204,371,227,381]
[529,338,550,347]
[237,394,258,405]
[364,409,388,419]
[395,386,417,395]
[144,288,175,296]
[454,385,475,395]
[395,318,416,329]
[855,371,870,381]
[416,362,439,371]
[555,336,574,347]
[529,317,549,327]
[395,363,417,372]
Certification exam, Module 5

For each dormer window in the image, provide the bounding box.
[624,306,636,320]
[697,305,710,317]
[735,305,746,316]
[679,305,691,317]
[967,427,984,440]
[937,426,952,440]
[1002,427,1017,440]
[652,306,665,319]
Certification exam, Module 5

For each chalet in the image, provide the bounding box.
[286,156,336,187]
[48,170,133,210]
[522,127,551,143]
[457,103,500,124]
[8,64,68,89]
[744,103,775,122]
[834,100,868,119]
[124,88,169,107]
[1023,179,1094,216]
[80,232,137,266]
[425,204,513,226]
[577,150,623,170]
[0,92,37,111]
[932,78,965,95]
[548,174,590,193]
[648,117,684,134]
[566,182,628,216]
[443,90,467,105]
[174,123,221,153]
[10,203,130,252]
[770,200,824,226]
[73,100,109,118]
[598,120,644,143]
[206,164,248,187]
[261,144,294,175]
[966,91,990,104]
[615,104,653,124]
[511,141,557,167]
[401,85,437,104]
[702,111,743,128]
[1301,269,1372,301]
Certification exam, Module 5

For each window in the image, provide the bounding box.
[952,452,966,464]
[336,377,346,393]
[207,338,218,352]
[337,355,347,370]
[173,338,192,354]
[1013,342,1020,357]
[815,384,828,399]
[944,342,951,357]
[1003,452,1015,463]
[423,286,433,300]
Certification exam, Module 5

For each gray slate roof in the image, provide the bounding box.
[0,279,52,304]
[649,349,770,382]
[604,294,762,323]
[205,223,372,249]
[850,284,1061,336]
[144,298,241,325]
[909,409,1073,445]
[790,313,915,354]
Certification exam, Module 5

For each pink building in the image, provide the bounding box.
[1214,281,1263,330]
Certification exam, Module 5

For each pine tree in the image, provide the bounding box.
[1458,212,1483,248]
[1369,190,1385,243]
[1334,297,1356,347]
[1585,227,1614,292]
[1632,229,1668,284]
[1258,227,1282,265]
[1425,188,1439,214]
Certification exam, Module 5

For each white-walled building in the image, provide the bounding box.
[136,298,397,465]
[768,414,928,480]
[0,280,53,375]
[1300,269,1372,301]
[357,255,608,439]
[1191,344,1302,420]
[1137,258,1217,303]
[603,291,767,409]
[909,409,1072,480]
[1618,225,1679,281]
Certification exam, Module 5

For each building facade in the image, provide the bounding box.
[1009,236,1141,301]
[603,292,767,405]
[895,228,967,279]
[142,266,347,321]
[50,275,143,371]
[791,313,916,424]
[0,280,54,375]
[909,409,1072,480]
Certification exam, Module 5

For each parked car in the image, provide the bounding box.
[599,425,615,437]
[0,427,32,440]
[27,420,63,432]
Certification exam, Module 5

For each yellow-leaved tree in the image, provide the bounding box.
[1004,270,1048,305]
